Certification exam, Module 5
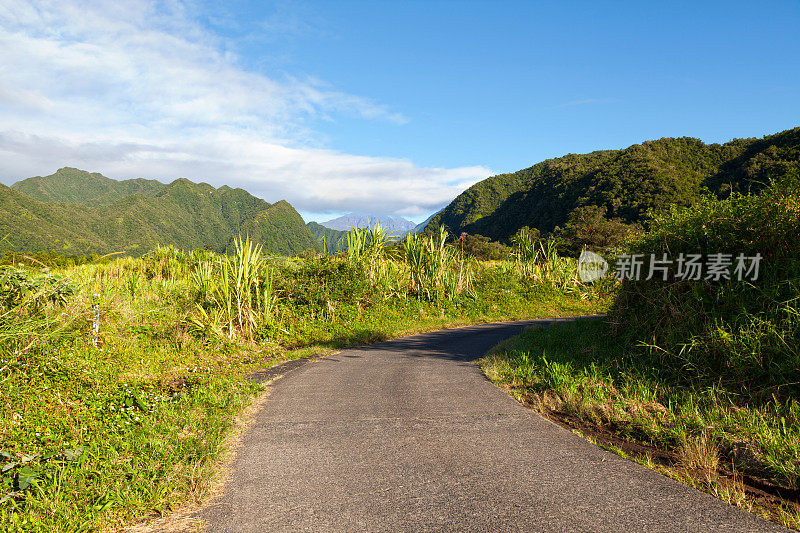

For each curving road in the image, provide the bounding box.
[198,319,783,532]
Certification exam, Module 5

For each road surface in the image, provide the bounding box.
[197,319,783,532]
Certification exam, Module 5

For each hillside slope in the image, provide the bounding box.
[413,210,442,234]
[11,167,165,206]
[307,222,348,252]
[429,127,800,241]
[0,177,320,256]
[238,201,321,256]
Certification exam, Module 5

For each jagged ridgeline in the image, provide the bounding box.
[427,126,800,241]
[2,168,321,257]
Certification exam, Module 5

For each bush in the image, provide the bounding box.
[555,205,636,256]
[459,234,512,260]
[611,172,800,396]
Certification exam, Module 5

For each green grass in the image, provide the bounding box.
[480,318,800,489]
[0,232,608,532]
[479,318,800,528]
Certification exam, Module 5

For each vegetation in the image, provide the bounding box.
[479,171,800,529]
[459,233,512,260]
[6,126,799,529]
[307,222,348,253]
[0,175,321,257]
[429,127,800,249]
[11,168,165,207]
[554,205,636,255]
[0,226,607,531]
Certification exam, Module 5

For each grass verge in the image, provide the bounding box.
[1,245,608,532]
[478,318,800,530]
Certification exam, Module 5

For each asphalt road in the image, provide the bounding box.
[198,319,784,532]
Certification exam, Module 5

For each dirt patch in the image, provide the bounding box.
[161,375,197,393]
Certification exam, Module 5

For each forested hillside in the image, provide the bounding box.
[237,200,321,256]
[428,127,800,242]
[307,222,348,252]
[11,167,166,205]
[1,174,321,256]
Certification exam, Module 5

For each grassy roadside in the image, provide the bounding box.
[1,229,608,532]
[479,312,800,530]
[479,173,800,529]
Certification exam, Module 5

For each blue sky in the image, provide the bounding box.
[1,1,798,222]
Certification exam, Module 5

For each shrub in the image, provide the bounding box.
[555,205,636,256]
[611,172,800,396]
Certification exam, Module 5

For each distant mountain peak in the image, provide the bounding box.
[319,213,416,234]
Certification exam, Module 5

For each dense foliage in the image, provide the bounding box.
[554,205,636,255]
[11,167,165,206]
[0,173,321,257]
[612,172,800,396]
[459,234,512,260]
[307,222,348,252]
[428,127,800,247]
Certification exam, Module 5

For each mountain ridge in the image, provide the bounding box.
[319,213,416,234]
[2,170,320,257]
[428,126,800,241]
[11,167,166,206]
[307,222,348,253]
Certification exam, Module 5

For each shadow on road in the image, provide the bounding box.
[335,316,603,363]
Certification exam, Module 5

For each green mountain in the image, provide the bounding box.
[307,222,348,252]
[413,210,441,234]
[238,201,321,256]
[1,174,321,257]
[11,167,166,206]
[428,127,800,242]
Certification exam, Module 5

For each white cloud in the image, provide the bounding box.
[0,0,490,216]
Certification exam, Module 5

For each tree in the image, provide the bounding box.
[556,205,634,255]
[460,234,511,260]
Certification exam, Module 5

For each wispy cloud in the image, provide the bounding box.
[0,0,487,216]
[0,131,485,216]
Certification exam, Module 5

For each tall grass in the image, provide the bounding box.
[612,173,800,395]
[479,318,800,527]
[187,237,276,341]
[511,230,583,291]
[511,226,540,277]
[0,230,609,531]
[0,268,76,354]
[401,226,472,300]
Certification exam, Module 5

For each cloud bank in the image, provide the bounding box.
[0,0,490,217]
